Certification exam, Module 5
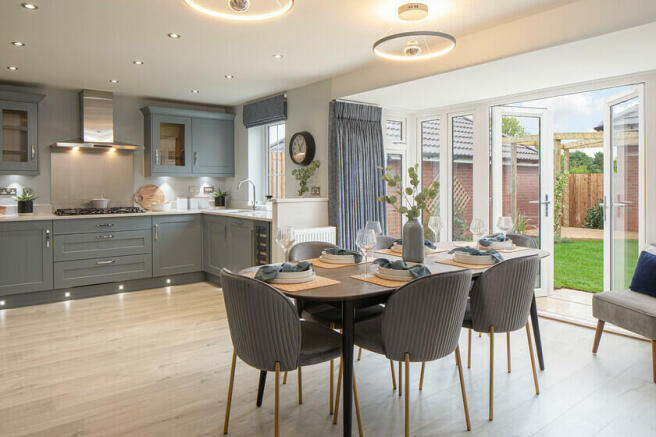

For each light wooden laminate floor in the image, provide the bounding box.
[1,282,655,437]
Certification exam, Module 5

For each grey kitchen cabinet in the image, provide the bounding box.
[203,215,230,277]
[0,221,53,295]
[0,90,45,175]
[152,215,202,277]
[141,106,234,177]
[54,230,152,262]
[53,216,151,234]
[229,219,255,272]
[54,254,152,289]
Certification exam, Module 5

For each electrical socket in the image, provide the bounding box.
[0,187,17,196]
[188,185,200,195]
[203,186,215,194]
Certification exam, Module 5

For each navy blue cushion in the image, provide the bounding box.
[629,251,656,297]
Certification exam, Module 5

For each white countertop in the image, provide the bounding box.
[0,208,272,223]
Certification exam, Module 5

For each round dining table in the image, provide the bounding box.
[241,244,549,437]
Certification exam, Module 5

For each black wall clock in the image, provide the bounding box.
[289,131,316,166]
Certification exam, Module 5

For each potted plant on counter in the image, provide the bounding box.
[211,188,228,208]
[378,164,439,263]
[14,190,38,216]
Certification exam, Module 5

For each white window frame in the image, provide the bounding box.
[264,122,286,199]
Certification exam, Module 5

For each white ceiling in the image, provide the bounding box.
[0,0,579,106]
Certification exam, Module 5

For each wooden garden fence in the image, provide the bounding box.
[566,173,603,228]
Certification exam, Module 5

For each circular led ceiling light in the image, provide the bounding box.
[373,31,455,61]
[183,0,294,21]
[398,2,428,21]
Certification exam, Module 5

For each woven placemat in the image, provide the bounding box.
[350,273,409,288]
[476,245,532,253]
[434,258,496,270]
[374,248,445,257]
[245,273,341,292]
[305,258,372,269]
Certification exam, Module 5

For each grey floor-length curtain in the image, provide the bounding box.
[329,101,387,250]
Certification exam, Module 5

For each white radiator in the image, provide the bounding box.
[293,226,336,245]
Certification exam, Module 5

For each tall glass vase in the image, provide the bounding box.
[402,218,424,263]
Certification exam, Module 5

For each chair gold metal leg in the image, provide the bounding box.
[467,329,472,369]
[398,361,403,397]
[283,371,288,385]
[405,353,410,437]
[330,359,334,414]
[489,326,494,421]
[419,362,425,390]
[479,332,482,338]
[297,367,303,404]
[652,341,656,384]
[333,357,343,424]
[526,323,540,395]
[358,347,363,361]
[507,332,511,373]
[455,346,472,431]
[223,350,237,435]
[390,359,397,390]
[275,362,280,437]
[592,320,605,353]
[353,371,364,437]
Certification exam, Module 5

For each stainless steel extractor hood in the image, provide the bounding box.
[52,90,143,151]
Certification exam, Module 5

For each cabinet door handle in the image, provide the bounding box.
[154,223,159,240]
[97,234,114,240]
[194,152,198,165]
[96,223,114,228]
[31,144,36,160]
[154,150,160,165]
[45,229,51,248]
[96,260,115,265]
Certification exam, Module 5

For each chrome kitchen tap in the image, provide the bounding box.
[238,178,257,210]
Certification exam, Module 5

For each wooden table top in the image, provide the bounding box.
[241,243,549,302]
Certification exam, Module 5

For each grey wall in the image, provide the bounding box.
[0,84,235,207]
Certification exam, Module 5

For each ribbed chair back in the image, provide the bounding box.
[506,233,538,249]
[288,241,338,262]
[381,270,472,362]
[469,255,539,333]
[375,235,397,250]
[220,269,301,372]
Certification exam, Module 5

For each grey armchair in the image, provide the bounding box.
[374,234,397,250]
[354,270,474,435]
[220,269,361,436]
[463,255,540,421]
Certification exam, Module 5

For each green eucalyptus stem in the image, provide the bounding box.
[377,164,439,221]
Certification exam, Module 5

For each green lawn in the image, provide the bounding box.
[554,239,639,293]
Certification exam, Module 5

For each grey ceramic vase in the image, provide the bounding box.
[402,218,424,263]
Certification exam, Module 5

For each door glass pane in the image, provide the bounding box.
[2,109,29,162]
[610,97,639,289]
[385,153,403,239]
[159,122,185,167]
[421,119,440,240]
[452,115,473,240]
[267,123,285,199]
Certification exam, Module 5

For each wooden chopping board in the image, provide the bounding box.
[133,185,165,211]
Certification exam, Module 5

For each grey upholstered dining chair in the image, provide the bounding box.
[374,234,397,250]
[354,270,474,436]
[220,269,362,436]
[288,240,338,261]
[462,255,541,421]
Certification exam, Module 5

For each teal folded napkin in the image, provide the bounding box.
[448,247,503,264]
[254,262,314,282]
[374,258,431,278]
[478,233,509,247]
[323,248,362,264]
[389,239,437,250]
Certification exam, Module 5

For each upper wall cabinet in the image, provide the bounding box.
[141,106,234,177]
[0,90,45,175]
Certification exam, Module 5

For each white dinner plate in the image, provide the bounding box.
[377,266,414,279]
[276,269,315,280]
[320,253,356,264]
[390,244,436,254]
[454,252,496,265]
[375,271,412,282]
[479,241,515,250]
[271,272,316,284]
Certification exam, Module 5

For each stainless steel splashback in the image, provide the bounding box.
[51,149,135,209]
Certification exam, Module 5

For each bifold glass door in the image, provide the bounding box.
[491,106,554,296]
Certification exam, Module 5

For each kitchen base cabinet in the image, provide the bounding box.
[203,215,230,277]
[0,221,53,295]
[153,215,202,277]
[54,254,152,289]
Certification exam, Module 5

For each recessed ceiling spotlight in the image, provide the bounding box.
[398,2,429,21]
[0,300,5,306]
[21,2,38,10]
[7,66,18,71]
[224,74,234,80]
[191,89,199,94]
[272,54,283,59]
[109,79,119,84]
[167,32,181,39]
[229,0,250,12]
[11,41,26,47]
[132,60,144,65]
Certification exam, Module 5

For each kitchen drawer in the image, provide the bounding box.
[54,254,152,289]
[53,217,152,234]
[54,230,152,262]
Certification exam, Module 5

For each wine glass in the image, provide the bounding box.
[365,220,383,236]
[469,218,486,245]
[496,216,514,239]
[356,228,377,278]
[428,215,442,244]
[275,226,296,262]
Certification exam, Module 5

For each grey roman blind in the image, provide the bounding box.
[243,94,287,128]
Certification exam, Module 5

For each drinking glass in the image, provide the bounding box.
[469,218,487,244]
[356,228,377,278]
[275,226,296,262]
[496,216,514,239]
[428,215,442,244]
[365,220,383,236]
